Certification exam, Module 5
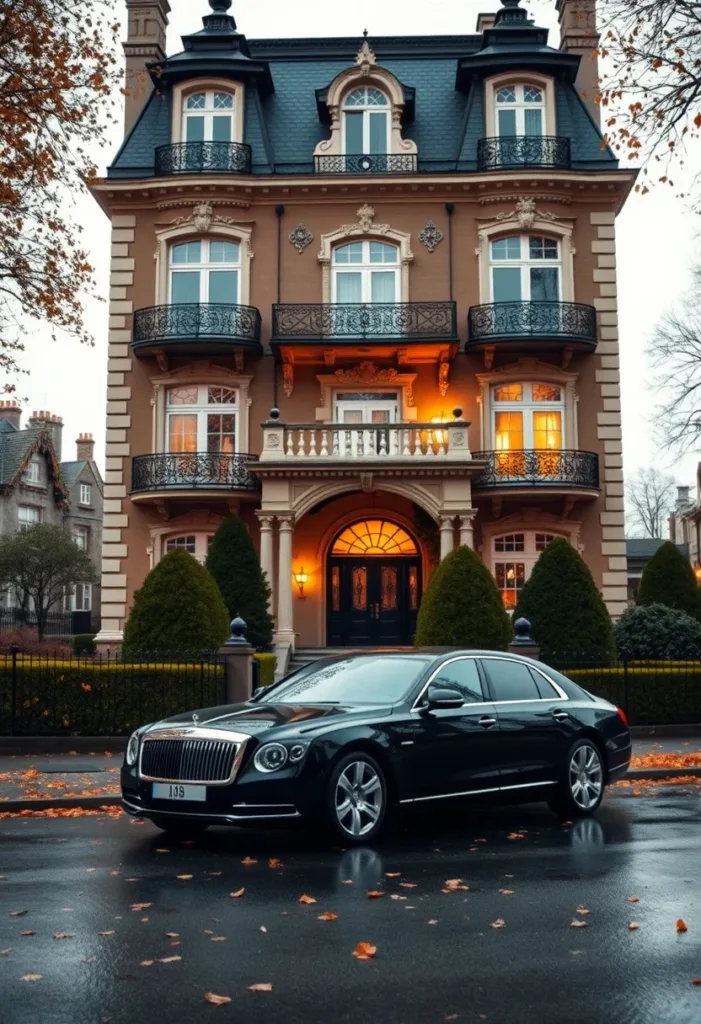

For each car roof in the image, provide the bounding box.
[299,648,546,666]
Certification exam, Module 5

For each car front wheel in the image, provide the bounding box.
[326,752,387,844]
[548,739,605,819]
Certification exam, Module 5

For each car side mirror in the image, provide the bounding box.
[252,687,264,699]
[423,684,464,712]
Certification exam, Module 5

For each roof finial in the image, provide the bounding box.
[209,0,233,10]
[363,28,369,38]
[494,0,529,27]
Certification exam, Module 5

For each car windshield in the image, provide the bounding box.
[257,656,432,705]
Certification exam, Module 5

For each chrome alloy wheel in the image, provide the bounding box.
[335,760,383,837]
[569,744,603,810]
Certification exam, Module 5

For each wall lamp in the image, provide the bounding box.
[294,568,309,598]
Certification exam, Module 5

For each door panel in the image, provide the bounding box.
[409,704,501,799]
[327,559,420,646]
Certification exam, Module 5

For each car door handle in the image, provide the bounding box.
[478,716,497,728]
[552,710,569,721]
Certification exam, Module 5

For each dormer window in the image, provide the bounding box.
[183,90,235,143]
[495,84,544,138]
[343,87,390,156]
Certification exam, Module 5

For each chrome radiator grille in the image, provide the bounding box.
[141,737,239,784]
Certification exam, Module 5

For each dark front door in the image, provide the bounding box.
[327,558,420,646]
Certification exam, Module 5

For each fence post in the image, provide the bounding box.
[508,617,541,660]
[10,644,18,737]
[218,615,254,705]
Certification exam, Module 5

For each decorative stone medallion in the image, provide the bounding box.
[289,224,313,254]
[419,220,444,253]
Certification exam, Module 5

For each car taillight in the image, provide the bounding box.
[616,707,629,727]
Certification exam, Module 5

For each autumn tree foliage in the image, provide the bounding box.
[0,0,121,378]
[598,1,701,203]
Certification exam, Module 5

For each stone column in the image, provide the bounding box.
[439,517,455,560]
[276,515,295,641]
[458,512,477,549]
[257,514,275,614]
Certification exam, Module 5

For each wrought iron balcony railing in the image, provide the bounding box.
[477,136,571,171]
[314,153,418,175]
[155,141,252,176]
[131,453,260,494]
[471,450,600,491]
[467,301,597,347]
[133,303,261,352]
[272,302,458,343]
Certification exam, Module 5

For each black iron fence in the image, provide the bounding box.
[0,610,91,637]
[477,136,572,171]
[314,153,418,175]
[155,141,252,176]
[0,650,226,737]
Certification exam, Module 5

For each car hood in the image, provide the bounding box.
[149,701,393,738]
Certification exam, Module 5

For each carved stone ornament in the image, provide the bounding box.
[452,431,465,446]
[333,361,399,385]
[192,202,213,233]
[495,197,558,230]
[419,220,444,253]
[355,38,377,68]
[267,434,281,448]
[282,363,294,398]
[357,204,376,232]
[438,359,450,397]
[289,224,313,254]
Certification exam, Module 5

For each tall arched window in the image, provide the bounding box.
[492,532,557,609]
[183,90,235,143]
[332,241,399,303]
[169,240,241,306]
[495,84,544,139]
[490,235,561,304]
[343,87,390,155]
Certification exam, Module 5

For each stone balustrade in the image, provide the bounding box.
[259,420,472,463]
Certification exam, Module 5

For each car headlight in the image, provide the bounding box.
[126,730,141,766]
[254,743,289,773]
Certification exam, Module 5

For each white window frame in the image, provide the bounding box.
[163,533,213,564]
[492,531,558,610]
[490,235,562,303]
[165,384,240,454]
[332,241,400,304]
[182,89,236,144]
[342,86,391,155]
[495,83,545,137]
[169,239,242,306]
[18,506,40,529]
[72,525,89,551]
[79,483,92,506]
[484,72,556,139]
[64,582,92,613]
[25,456,42,485]
[492,382,566,451]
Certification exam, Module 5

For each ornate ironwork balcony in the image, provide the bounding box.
[155,141,252,176]
[272,302,458,343]
[132,303,262,357]
[471,450,600,491]
[467,301,597,349]
[131,453,260,495]
[477,136,571,171]
[314,154,418,175]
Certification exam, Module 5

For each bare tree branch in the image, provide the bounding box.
[626,466,678,537]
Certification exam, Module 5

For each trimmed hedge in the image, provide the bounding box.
[637,540,701,620]
[255,653,276,688]
[73,634,96,656]
[616,604,701,660]
[554,662,701,725]
[206,516,274,650]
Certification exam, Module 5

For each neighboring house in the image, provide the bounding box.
[0,402,103,630]
[669,480,701,578]
[625,538,689,604]
[90,0,635,667]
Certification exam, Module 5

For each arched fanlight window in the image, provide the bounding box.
[332,520,418,556]
[342,87,390,156]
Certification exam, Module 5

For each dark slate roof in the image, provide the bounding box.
[625,538,668,559]
[108,20,617,179]
[0,427,42,487]
[61,459,104,493]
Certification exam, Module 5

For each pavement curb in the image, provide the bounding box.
[0,795,123,813]
[625,767,701,781]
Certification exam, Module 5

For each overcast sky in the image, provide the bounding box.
[14,0,699,499]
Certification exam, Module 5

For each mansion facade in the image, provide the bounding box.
[91,0,634,671]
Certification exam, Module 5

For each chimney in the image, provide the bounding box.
[556,0,600,124]
[676,485,691,511]
[476,12,496,33]
[28,410,63,462]
[76,432,96,463]
[0,400,21,431]
[123,0,171,136]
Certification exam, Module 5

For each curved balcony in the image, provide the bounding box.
[132,303,262,359]
[477,136,571,171]
[272,302,458,344]
[472,450,599,494]
[467,301,597,354]
[314,154,418,175]
[131,453,260,502]
[155,141,252,176]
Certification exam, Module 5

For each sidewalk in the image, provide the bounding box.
[0,750,121,812]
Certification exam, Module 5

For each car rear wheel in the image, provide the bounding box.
[326,752,387,844]
[548,739,605,819]
[149,815,209,836]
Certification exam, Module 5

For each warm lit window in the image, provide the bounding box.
[492,383,564,476]
[183,91,235,143]
[332,520,417,556]
[18,506,40,530]
[24,456,42,485]
[493,532,555,610]
[163,534,213,564]
[72,526,89,551]
[169,239,241,306]
[166,385,238,455]
[343,87,390,155]
[490,235,561,303]
[332,241,399,303]
[79,484,92,506]
[495,84,544,138]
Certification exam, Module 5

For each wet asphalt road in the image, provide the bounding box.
[1,791,701,1024]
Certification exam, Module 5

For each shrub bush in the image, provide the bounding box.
[255,652,276,688]
[206,516,274,651]
[73,633,96,656]
[615,603,701,660]
[555,662,701,726]
[415,545,512,650]
[0,628,73,656]
[122,549,230,657]
[514,538,614,660]
[636,540,701,619]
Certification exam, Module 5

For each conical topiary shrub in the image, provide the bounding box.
[205,516,274,650]
[122,549,230,657]
[513,538,614,660]
[414,545,512,650]
[636,540,701,620]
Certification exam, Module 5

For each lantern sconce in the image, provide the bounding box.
[294,567,309,598]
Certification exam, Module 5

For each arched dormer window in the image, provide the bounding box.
[169,239,241,306]
[495,84,544,139]
[342,87,390,156]
[332,241,399,303]
[182,90,236,143]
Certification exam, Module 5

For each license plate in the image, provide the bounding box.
[152,783,206,802]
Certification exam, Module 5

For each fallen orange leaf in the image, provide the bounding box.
[269,858,282,868]
[241,857,257,866]
[165,932,180,938]
[159,956,182,964]
[248,983,273,992]
[140,960,154,968]
[318,912,338,921]
[53,932,73,940]
[627,896,640,904]
[353,942,377,960]
[499,889,515,896]
[130,903,152,912]
[210,936,226,942]
[691,978,701,986]
[176,874,193,881]
[299,894,317,905]
[507,832,526,840]
[400,882,417,889]
[98,931,114,936]
[628,922,640,930]
[576,906,591,915]
[491,918,506,929]
[20,931,33,937]
[427,920,438,925]
[677,918,688,933]
[385,872,401,878]
[230,889,245,898]
[570,920,588,928]
[19,974,42,982]
[367,890,384,899]
[205,992,232,1006]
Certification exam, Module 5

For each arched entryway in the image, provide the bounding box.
[327,519,422,646]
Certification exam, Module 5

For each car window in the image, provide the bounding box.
[530,669,561,700]
[256,655,432,705]
[483,659,541,702]
[430,659,484,704]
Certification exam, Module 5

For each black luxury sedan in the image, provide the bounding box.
[121,650,632,843]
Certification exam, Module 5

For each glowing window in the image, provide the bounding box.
[332,520,418,556]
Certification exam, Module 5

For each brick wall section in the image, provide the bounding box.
[591,212,628,618]
[97,214,135,641]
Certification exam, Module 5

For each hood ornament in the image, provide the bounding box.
[192,713,199,724]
